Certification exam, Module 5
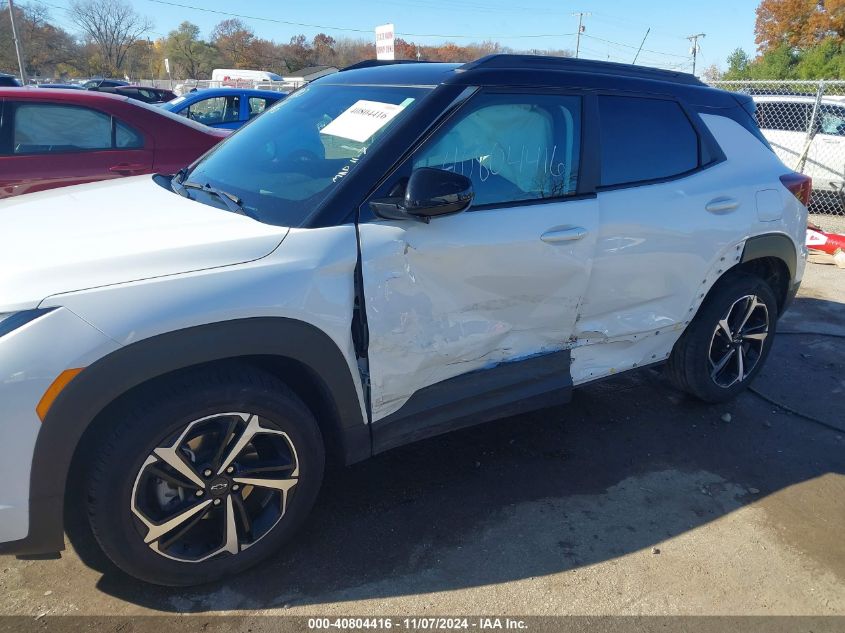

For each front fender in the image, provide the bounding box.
[25,316,368,556]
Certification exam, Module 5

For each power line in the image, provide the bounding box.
[588,11,683,41]
[581,33,690,59]
[145,0,576,40]
[20,0,693,64]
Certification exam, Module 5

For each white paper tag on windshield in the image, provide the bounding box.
[320,100,404,143]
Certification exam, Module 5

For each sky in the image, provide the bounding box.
[36,0,761,75]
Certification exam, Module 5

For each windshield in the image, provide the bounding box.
[179,83,432,226]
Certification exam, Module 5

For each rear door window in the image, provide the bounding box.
[598,95,698,187]
[412,92,582,206]
[186,96,241,125]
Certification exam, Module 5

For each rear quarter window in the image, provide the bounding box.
[598,95,699,187]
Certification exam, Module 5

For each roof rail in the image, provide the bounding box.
[341,59,432,72]
[460,54,704,87]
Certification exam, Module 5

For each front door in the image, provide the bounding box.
[358,90,598,434]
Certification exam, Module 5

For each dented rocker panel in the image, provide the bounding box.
[372,349,572,453]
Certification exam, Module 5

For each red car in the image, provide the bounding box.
[0,88,229,198]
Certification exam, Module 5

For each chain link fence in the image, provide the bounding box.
[711,80,845,226]
[138,78,302,94]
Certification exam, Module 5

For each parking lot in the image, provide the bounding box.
[0,257,842,621]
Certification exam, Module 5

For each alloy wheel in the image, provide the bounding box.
[130,412,299,563]
[707,294,770,389]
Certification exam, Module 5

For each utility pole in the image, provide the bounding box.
[687,33,705,75]
[7,0,28,85]
[572,12,590,59]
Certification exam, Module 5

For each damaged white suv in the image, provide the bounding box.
[0,56,807,585]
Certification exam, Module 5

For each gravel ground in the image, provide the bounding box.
[1,261,843,623]
[810,212,845,234]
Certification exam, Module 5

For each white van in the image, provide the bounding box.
[211,68,284,83]
[754,94,845,196]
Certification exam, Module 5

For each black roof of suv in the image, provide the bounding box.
[329,55,739,109]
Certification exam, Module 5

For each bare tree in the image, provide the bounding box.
[69,0,151,75]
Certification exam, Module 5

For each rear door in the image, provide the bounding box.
[359,89,598,428]
[574,94,752,382]
[0,101,153,197]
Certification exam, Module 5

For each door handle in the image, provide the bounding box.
[109,163,147,175]
[540,227,587,243]
[705,197,740,214]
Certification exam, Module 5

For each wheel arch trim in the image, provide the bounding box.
[740,233,798,281]
[19,317,369,556]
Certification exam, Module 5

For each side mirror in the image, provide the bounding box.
[370,167,474,223]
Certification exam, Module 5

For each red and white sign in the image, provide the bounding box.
[376,23,395,61]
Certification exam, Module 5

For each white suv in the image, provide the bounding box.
[0,56,808,586]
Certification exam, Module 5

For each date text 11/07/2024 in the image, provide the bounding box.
[307,617,529,630]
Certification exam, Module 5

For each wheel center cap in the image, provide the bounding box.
[209,477,230,497]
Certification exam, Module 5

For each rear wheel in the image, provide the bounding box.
[87,365,324,586]
[668,272,777,403]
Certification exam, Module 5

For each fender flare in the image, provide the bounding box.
[23,317,368,555]
[741,233,798,281]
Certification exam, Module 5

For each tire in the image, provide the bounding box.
[87,364,325,586]
[667,272,778,403]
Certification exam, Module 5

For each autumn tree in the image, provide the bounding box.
[0,2,79,78]
[394,38,418,60]
[332,38,374,67]
[284,34,313,70]
[69,0,151,75]
[211,18,255,67]
[755,0,845,52]
[312,33,336,65]
[248,38,287,73]
[164,21,219,79]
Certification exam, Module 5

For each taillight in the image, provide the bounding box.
[780,172,812,207]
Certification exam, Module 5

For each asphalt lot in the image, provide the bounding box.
[1,257,843,620]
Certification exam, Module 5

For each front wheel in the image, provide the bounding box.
[667,272,778,403]
[87,365,325,586]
